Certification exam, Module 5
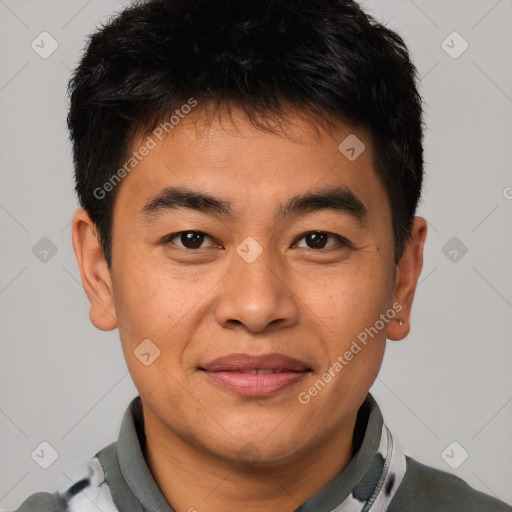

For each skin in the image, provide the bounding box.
[72,106,427,512]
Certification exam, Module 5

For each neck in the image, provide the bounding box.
[142,410,358,512]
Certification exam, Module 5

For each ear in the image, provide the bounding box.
[387,217,427,341]
[71,208,117,331]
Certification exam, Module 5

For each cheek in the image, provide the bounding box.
[112,264,199,408]
[300,261,392,360]
[305,258,392,319]
[113,257,194,333]
[111,257,220,380]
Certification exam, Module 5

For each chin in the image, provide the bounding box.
[213,434,307,468]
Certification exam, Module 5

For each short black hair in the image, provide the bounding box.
[67,0,424,268]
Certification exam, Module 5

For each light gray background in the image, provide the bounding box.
[1,0,511,509]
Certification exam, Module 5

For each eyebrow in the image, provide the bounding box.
[141,185,368,225]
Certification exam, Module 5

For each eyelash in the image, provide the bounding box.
[162,230,351,252]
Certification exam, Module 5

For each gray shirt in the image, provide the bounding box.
[12,393,512,512]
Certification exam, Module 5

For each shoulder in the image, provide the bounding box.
[10,491,66,512]
[12,457,119,512]
[389,455,512,512]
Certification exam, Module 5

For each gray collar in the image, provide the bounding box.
[97,393,405,512]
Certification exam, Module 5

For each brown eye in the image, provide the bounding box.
[294,231,349,250]
[164,231,216,250]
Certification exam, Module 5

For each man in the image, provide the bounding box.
[13,0,511,510]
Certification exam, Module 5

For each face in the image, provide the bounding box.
[73,107,424,467]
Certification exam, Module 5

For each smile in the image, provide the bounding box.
[199,352,313,397]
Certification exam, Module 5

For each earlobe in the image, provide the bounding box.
[387,217,427,341]
[71,208,117,331]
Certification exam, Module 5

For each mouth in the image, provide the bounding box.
[199,353,312,397]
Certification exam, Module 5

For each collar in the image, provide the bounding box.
[100,393,406,512]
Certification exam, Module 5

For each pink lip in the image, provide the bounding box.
[201,352,310,372]
[200,353,312,397]
[203,371,310,397]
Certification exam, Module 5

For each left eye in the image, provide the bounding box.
[164,231,217,250]
[293,231,348,250]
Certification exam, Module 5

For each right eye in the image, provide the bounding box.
[162,231,220,250]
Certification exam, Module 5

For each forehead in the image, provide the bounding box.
[114,107,388,224]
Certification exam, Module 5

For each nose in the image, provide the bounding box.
[214,244,300,333]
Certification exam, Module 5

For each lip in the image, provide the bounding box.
[199,353,312,397]
[201,353,311,372]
